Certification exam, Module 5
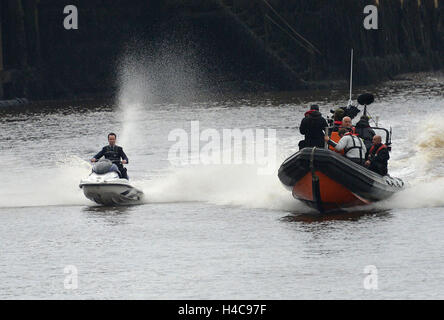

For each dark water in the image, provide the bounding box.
[0,72,443,299]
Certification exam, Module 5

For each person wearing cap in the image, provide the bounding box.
[299,104,328,149]
[304,104,319,117]
[329,108,345,134]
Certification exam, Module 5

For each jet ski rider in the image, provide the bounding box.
[91,132,129,180]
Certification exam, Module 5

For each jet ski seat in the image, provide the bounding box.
[93,159,122,177]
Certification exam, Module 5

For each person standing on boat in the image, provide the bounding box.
[91,133,129,180]
[365,135,389,176]
[324,128,366,165]
[299,105,328,150]
[355,115,375,155]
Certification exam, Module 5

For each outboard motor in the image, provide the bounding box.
[92,159,113,174]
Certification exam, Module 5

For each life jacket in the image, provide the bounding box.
[368,144,387,160]
[103,145,121,162]
[343,133,365,162]
[328,131,344,155]
[344,126,357,135]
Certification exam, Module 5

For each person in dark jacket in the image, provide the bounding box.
[365,135,389,176]
[355,115,375,153]
[299,105,328,149]
[91,132,129,179]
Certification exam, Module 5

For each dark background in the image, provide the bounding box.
[0,0,443,100]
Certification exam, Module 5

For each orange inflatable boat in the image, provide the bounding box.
[278,147,404,212]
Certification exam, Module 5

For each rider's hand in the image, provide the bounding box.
[91,158,97,163]
[365,160,371,166]
[121,160,127,164]
[324,136,330,142]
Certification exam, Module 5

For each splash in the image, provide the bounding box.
[376,177,444,210]
[116,39,209,154]
[408,115,444,178]
[117,53,152,153]
[371,114,444,210]
[140,162,305,212]
[0,156,91,208]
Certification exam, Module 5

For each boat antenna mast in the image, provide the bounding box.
[347,49,354,107]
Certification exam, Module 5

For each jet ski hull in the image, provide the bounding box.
[79,172,144,206]
[278,147,404,212]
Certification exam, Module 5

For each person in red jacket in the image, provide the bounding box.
[365,135,390,176]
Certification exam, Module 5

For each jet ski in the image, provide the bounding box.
[79,159,144,206]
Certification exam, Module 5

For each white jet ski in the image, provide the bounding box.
[79,159,144,206]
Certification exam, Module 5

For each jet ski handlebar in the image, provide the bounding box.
[91,159,125,164]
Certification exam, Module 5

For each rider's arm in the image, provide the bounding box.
[120,147,129,164]
[93,147,105,160]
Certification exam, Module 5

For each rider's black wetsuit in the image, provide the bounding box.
[93,145,129,179]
